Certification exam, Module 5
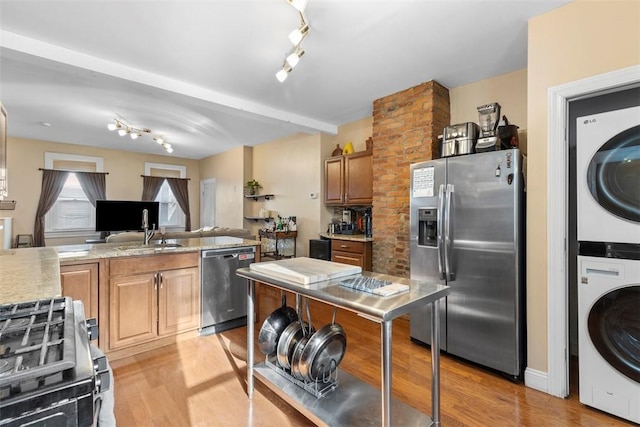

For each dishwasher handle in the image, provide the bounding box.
[201,248,255,259]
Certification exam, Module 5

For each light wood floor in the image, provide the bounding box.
[110,290,635,426]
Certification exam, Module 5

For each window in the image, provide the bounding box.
[44,153,103,236]
[144,162,186,229]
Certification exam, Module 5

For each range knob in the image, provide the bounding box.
[86,318,99,341]
[92,355,111,393]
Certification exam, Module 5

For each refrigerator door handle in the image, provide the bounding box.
[444,183,456,281]
[437,184,446,280]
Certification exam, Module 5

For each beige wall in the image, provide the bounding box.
[197,117,374,257]
[5,137,200,246]
[450,69,528,152]
[199,145,248,229]
[527,0,640,372]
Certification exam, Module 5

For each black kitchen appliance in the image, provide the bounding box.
[309,239,331,260]
[0,297,110,426]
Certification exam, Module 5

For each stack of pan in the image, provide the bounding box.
[258,296,347,384]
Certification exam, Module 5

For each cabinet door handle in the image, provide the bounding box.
[154,272,158,290]
[159,272,163,289]
[340,244,348,248]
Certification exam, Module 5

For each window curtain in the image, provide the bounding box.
[33,169,69,247]
[76,172,107,239]
[141,176,165,201]
[166,177,192,231]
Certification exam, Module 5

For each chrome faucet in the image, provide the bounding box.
[142,208,154,245]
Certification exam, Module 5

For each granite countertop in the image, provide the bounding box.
[0,236,261,305]
[319,233,373,243]
[0,247,62,305]
[55,236,261,262]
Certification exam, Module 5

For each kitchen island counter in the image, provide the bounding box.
[55,235,261,263]
[238,260,448,426]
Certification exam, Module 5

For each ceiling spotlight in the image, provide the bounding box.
[285,47,305,68]
[276,64,293,83]
[287,0,307,13]
[108,117,174,154]
[288,23,309,46]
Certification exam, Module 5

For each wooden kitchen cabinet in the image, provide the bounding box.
[107,252,200,352]
[157,267,200,336]
[331,239,372,271]
[324,151,372,206]
[60,262,99,319]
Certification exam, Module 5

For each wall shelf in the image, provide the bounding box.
[244,194,274,201]
[244,217,273,222]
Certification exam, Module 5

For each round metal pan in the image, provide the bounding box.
[298,307,347,382]
[258,294,298,356]
[277,320,314,369]
[276,298,314,369]
[289,298,314,379]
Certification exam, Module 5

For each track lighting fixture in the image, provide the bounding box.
[288,24,309,46]
[276,0,310,82]
[286,47,305,68]
[276,64,293,83]
[107,118,173,154]
[287,0,307,13]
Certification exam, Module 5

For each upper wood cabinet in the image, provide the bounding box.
[324,151,373,206]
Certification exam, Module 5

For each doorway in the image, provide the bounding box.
[546,65,640,398]
[200,178,216,229]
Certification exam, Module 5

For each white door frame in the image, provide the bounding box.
[200,178,216,229]
[546,64,640,397]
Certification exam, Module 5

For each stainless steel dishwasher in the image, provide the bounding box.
[201,246,256,335]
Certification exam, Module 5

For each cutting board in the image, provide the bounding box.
[249,257,361,285]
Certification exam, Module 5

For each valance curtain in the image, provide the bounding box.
[166,177,191,231]
[33,169,69,247]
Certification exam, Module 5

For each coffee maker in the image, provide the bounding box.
[475,102,501,152]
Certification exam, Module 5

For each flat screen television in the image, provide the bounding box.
[95,200,160,232]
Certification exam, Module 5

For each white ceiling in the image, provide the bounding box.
[0,0,571,160]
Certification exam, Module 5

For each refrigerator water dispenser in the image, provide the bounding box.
[418,208,438,247]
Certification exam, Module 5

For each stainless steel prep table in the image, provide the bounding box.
[236,267,449,427]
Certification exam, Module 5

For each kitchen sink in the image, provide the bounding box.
[152,242,183,249]
[115,242,183,251]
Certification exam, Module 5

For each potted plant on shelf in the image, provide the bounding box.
[246,179,262,195]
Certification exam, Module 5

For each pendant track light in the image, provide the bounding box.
[288,24,309,46]
[276,0,310,83]
[107,118,174,154]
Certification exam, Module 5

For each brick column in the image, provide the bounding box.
[371,81,450,277]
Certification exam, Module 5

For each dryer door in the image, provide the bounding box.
[577,106,640,244]
[585,124,640,223]
[587,285,640,383]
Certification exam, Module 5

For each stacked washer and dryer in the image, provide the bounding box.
[576,105,639,424]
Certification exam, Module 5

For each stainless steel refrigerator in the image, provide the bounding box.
[409,149,526,378]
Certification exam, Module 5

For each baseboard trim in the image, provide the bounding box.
[524,367,549,394]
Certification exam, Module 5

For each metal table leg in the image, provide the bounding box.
[431,299,441,426]
[247,279,255,398]
[381,319,392,427]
